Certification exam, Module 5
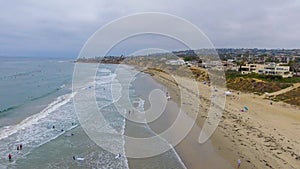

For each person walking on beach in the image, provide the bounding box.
[237,159,241,168]
[8,154,12,161]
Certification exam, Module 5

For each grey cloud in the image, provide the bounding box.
[0,0,299,57]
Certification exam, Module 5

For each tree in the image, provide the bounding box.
[236,60,246,72]
[289,60,300,75]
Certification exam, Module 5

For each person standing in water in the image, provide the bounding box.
[8,154,12,161]
[19,144,22,150]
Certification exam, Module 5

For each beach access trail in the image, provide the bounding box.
[265,83,300,97]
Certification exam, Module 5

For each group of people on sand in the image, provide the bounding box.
[8,144,23,161]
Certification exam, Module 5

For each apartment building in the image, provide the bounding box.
[241,63,292,78]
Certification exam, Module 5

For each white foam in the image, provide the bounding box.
[0,91,80,166]
[95,74,116,85]
[97,68,111,73]
[132,98,145,113]
[0,92,76,140]
[0,66,138,168]
[60,84,66,89]
[121,109,129,169]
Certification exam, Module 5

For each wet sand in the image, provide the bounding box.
[125,73,186,169]
[128,72,232,169]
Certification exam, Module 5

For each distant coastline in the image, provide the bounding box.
[75,56,126,64]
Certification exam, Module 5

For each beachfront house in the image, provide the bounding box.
[241,64,265,74]
[258,63,292,78]
[222,60,239,71]
[240,63,292,78]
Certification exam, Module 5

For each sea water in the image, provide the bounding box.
[0,58,185,169]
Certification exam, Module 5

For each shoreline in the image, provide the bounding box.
[125,72,187,169]
[129,71,232,168]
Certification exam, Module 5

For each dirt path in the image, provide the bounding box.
[266,83,300,97]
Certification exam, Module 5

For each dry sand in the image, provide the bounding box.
[145,69,300,169]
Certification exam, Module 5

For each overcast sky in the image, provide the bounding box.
[0,0,299,58]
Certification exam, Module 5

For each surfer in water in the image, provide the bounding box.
[115,153,121,159]
[73,156,84,161]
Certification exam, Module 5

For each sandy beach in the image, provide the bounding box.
[130,72,232,169]
[144,68,300,169]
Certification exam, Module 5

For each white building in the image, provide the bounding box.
[241,64,264,74]
[258,63,292,78]
[241,63,292,78]
[165,59,185,65]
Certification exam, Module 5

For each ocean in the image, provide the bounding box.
[0,57,185,169]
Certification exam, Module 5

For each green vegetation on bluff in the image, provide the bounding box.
[226,71,300,83]
[225,71,300,95]
[273,87,300,106]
